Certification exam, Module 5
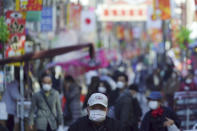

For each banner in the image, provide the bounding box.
[0,71,4,92]
[195,0,197,17]
[67,3,82,29]
[80,10,96,32]
[16,0,42,11]
[98,4,147,21]
[158,0,171,20]
[5,11,26,59]
[40,7,53,32]
[152,0,171,20]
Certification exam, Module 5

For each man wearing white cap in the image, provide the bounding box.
[68,93,125,131]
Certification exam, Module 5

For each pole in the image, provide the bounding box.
[162,20,167,65]
[0,0,4,17]
[20,65,24,131]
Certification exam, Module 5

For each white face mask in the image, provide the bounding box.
[186,79,192,84]
[117,81,125,89]
[148,101,159,110]
[42,84,52,91]
[89,110,107,122]
[98,87,107,93]
[153,76,159,86]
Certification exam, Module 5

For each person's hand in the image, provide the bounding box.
[163,117,174,127]
[29,125,33,130]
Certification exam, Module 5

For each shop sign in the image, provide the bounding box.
[98,4,147,21]
[16,0,42,11]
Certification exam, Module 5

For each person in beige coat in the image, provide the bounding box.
[29,75,63,131]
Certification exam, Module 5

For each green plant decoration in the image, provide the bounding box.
[176,26,192,50]
[0,16,9,43]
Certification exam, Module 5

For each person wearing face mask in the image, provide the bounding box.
[63,75,81,126]
[113,84,141,131]
[68,93,125,131]
[29,75,63,131]
[97,80,112,97]
[108,73,128,107]
[180,74,196,91]
[140,91,180,131]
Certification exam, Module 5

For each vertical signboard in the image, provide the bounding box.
[5,11,26,58]
[40,7,53,32]
[152,0,171,20]
[195,0,197,18]
[67,3,82,29]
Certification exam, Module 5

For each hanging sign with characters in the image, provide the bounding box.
[5,11,26,58]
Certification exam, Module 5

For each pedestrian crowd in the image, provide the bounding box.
[1,56,197,131]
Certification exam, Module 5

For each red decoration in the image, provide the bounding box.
[121,10,126,16]
[104,9,109,16]
[26,0,42,11]
[130,10,134,16]
[85,18,91,24]
[113,10,118,16]
[5,11,26,58]
[138,10,143,16]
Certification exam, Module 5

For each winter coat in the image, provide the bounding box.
[140,106,180,131]
[64,83,81,125]
[108,88,121,107]
[2,81,21,116]
[0,124,8,131]
[68,116,125,131]
[115,89,141,130]
[29,89,63,130]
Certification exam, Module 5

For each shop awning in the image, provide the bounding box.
[0,43,94,65]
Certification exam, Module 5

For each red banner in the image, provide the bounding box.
[158,0,171,20]
[5,11,26,58]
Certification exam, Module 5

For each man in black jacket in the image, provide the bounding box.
[114,85,141,131]
[68,93,125,131]
[140,91,180,131]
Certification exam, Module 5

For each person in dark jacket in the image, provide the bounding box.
[83,76,100,109]
[0,124,8,131]
[114,85,141,131]
[129,84,142,125]
[109,73,128,107]
[140,91,180,131]
[63,75,81,126]
[68,93,125,131]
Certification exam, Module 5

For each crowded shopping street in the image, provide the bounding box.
[0,0,197,131]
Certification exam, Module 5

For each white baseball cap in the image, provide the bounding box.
[88,93,108,108]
